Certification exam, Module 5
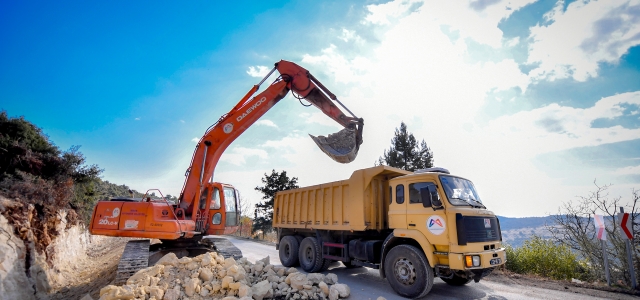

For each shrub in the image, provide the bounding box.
[505,235,586,280]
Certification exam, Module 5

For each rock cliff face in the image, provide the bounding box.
[0,197,118,300]
[98,253,351,300]
[0,213,35,299]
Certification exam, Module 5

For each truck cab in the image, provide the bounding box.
[386,168,505,287]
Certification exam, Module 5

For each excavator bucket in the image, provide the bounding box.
[310,127,362,163]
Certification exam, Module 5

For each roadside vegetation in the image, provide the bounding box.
[505,183,639,289]
[505,236,588,280]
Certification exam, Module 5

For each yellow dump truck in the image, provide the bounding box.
[273,165,506,298]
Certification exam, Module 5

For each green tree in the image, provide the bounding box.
[377,122,434,171]
[253,170,298,236]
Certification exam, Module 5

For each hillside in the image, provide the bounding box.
[497,215,555,248]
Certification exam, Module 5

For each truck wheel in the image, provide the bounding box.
[279,236,300,267]
[441,274,472,286]
[319,258,332,271]
[299,237,324,272]
[383,244,434,298]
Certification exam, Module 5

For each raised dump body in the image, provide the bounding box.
[273,166,410,232]
[273,165,506,299]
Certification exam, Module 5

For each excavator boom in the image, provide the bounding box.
[89,60,363,284]
[178,60,363,212]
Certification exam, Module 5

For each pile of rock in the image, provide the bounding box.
[98,252,351,300]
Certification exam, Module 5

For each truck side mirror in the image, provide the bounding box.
[420,188,432,207]
[428,185,443,209]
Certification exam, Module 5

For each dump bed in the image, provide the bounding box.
[273,165,411,231]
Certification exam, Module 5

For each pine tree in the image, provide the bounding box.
[253,170,299,235]
[377,122,434,171]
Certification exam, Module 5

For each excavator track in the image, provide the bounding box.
[113,237,243,285]
[114,240,150,285]
[205,237,243,259]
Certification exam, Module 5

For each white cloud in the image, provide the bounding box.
[255,119,278,128]
[191,137,199,143]
[364,0,419,25]
[246,65,271,78]
[180,120,185,123]
[479,91,640,156]
[220,147,268,166]
[135,117,141,121]
[276,1,640,216]
[299,112,343,129]
[528,0,640,81]
[614,164,640,175]
[364,0,536,47]
[505,37,520,47]
[338,28,364,44]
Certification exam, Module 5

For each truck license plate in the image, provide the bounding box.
[490,258,501,265]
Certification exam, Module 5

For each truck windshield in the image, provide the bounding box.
[439,175,483,207]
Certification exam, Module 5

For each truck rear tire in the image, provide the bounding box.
[441,274,472,286]
[383,244,434,298]
[279,236,300,267]
[299,237,324,272]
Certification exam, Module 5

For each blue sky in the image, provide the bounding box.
[2,0,639,217]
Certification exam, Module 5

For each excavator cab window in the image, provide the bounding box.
[210,188,221,209]
[223,187,238,226]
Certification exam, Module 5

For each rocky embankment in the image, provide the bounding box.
[0,196,127,300]
[99,252,350,300]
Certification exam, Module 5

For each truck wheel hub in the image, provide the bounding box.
[393,258,416,285]
[304,248,313,262]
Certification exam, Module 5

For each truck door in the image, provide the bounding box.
[388,184,407,229]
[406,181,449,246]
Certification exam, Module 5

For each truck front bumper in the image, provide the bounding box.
[448,247,507,270]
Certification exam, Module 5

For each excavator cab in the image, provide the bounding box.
[201,182,240,235]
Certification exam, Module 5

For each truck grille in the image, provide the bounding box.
[456,214,502,245]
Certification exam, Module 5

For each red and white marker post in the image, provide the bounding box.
[594,214,611,286]
[618,208,636,289]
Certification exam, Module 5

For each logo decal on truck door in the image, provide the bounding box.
[427,216,446,235]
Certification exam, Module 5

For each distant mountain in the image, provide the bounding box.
[497,215,556,231]
[496,215,556,248]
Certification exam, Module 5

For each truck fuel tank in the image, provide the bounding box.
[348,239,383,263]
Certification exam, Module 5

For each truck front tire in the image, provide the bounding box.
[299,237,325,272]
[384,244,434,298]
[279,236,300,267]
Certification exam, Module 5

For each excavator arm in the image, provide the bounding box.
[179,60,364,212]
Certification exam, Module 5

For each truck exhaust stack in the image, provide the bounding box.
[309,126,362,163]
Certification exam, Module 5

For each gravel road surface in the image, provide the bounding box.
[222,235,636,300]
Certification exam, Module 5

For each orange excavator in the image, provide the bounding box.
[89,60,364,284]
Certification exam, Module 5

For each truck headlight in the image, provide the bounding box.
[465,255,481,267]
